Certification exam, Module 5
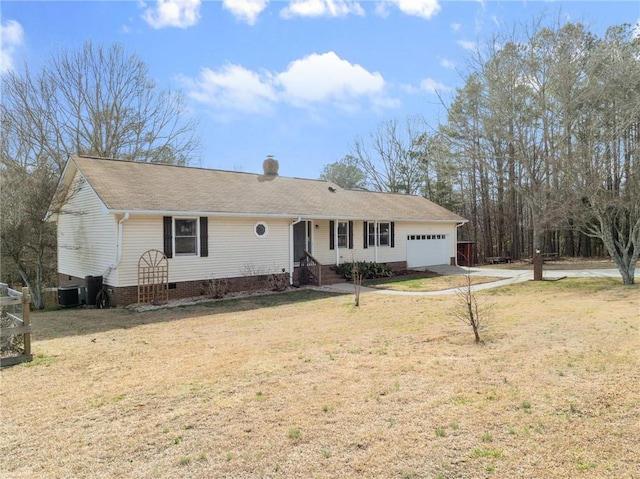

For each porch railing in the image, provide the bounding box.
[299,251,322,286]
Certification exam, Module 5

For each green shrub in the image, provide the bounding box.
[333,261,393,281]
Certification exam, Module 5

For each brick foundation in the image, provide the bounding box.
[61,273,291,307]
[57,262,409,307]
[386,261,408,272]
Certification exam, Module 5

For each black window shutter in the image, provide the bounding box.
[163,216,173,258]
[363,221,368,249]
[329,220,335,250]
[200,217,208,257]
[348,221,354,249]
[390,222,395,248]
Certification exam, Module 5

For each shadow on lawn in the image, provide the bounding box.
[32,288,345,342]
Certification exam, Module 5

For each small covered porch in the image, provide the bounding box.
[290,218,408,287]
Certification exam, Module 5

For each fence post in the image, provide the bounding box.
[21,287,31,357]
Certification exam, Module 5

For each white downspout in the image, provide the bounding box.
[103,212,130,281]
[373,221,378,263]
[290,216,302,285]
[335,220,340,265]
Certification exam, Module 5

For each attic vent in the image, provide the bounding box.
[263,155,279,176]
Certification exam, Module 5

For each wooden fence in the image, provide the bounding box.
[0,284,32,367]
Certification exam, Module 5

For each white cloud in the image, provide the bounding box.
[277,51,387,107]
[0,20,24,74]
[181,51,397,116]
[451,22,461,32]
[142,0,201,29]
[633,19,640,39]
[280,0,364,19]
[181,64,277,114]
[384,0,441,19]
[223,0,269,25]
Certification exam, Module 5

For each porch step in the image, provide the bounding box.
[319,265,347,286]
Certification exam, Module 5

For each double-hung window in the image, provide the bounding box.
[367,222,376,247]
[337,221,349,248]
[366,221,391,247]
[378,222,390,246]
[174,218,198,255]
[329,220,353,250]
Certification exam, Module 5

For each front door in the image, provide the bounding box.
[293,221,312,264]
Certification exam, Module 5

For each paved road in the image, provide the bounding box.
[316,264,637,296]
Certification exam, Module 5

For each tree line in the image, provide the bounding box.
[321,19,639,284]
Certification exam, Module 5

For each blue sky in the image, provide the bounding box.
[2,1,639,179]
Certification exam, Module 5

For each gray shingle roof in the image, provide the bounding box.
[65,155,466,222]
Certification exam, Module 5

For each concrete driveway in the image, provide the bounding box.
[317,264,636,296]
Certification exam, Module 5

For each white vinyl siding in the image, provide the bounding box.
[57,172,117,281]
[209,217,289,279]
[116,216,290,287]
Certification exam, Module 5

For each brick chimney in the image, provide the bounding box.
[263,155,279,176]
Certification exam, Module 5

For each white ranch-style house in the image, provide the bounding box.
[49,155,467,306]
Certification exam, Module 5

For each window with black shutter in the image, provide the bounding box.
[174,218,197,255]
[164,216,204,257]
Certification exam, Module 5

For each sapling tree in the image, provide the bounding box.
[352,261,363,307]
[452,263,490,343]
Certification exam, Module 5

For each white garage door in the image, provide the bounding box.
[406,234,450,268]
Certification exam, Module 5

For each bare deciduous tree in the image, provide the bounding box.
[565,24,640,284]
[351,117,428,195]
[452,267,490,343]
[0,160,57,309]
[1,41,200,307]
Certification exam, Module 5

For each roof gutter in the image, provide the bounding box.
[105,208,466,223]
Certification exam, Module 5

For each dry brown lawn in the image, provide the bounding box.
[1,279,639,479]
